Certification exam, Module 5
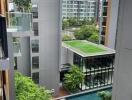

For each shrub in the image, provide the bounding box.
[15,71,53,100]
[87,33,99,44]
[62,34,73,41]
[63,65,84,93]
[97,91,112,100]
[74,25,99,40]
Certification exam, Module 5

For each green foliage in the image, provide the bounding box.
[97,91,112,100]
[62,20,69,30]
[15,71,53,100]
[88,33,99,44]
[68,17,78,27]
[63,65,84,93]
[63,34,73,41]
[10,16,17,26]
[13,0,31,12]
[62,18,96,30]
[74,25,99,41]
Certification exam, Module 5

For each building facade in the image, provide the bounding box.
[112,0,132,99]
[62,0,99,19]
[61,40,115,91]
[30,0,61,95]
[0,0,16,100]
[100,0,111,46]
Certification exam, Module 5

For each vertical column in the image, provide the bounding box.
[38,0,61,95]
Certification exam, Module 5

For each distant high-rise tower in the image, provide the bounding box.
[62,0,100,20]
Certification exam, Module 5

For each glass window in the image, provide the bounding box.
[32,72,39,84]
[31,40,39,53]
[32,56,39,69]
[32,4,38,18]
[33,22,39,36]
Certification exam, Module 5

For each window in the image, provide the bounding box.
[63,5,66,7]
[32,4,38,18]
[32,56,39,69]
[33,22,39,36]
[32,72,39,84]
[14,57,17,70]
[31,40,39,53]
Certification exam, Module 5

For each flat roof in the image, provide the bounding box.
[62,40,115,58]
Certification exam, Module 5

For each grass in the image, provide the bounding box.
[64,40,106,54]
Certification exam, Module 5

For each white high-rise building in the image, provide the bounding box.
[62,0,100,19]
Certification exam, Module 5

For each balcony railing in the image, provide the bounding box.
[7,12,32,32]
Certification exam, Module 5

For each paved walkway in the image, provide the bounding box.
[53,87,70,99]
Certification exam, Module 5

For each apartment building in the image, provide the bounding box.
[100,0,111,46]
[0,0,16,100]
[62,0,100,19]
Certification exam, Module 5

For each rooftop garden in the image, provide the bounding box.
[64,40,105,54]
[63,40,115,57]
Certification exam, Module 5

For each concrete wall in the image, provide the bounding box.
[112,0,132,99]
[7,33,15,100]
[17,37,31,76]
[107,0,119,49]
[61,47,73,65]
[38,0,61,95]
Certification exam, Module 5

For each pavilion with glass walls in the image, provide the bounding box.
[61,40,115,91]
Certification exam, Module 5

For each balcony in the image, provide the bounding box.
[7,12,33,33]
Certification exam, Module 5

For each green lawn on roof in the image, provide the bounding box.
[64,40,106,54]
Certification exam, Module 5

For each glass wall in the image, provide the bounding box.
[7,12,32,32]
[73,53,114,90]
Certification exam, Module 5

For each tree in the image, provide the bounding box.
[13,0,31,12]
[63,65,84,93]
[88,33,99,44]
[97,91,112,100]
[74,25,99,40]
[90,18,96,25]
[62,20,69,30]
[15,71,53,100]
[68,17,78,27]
